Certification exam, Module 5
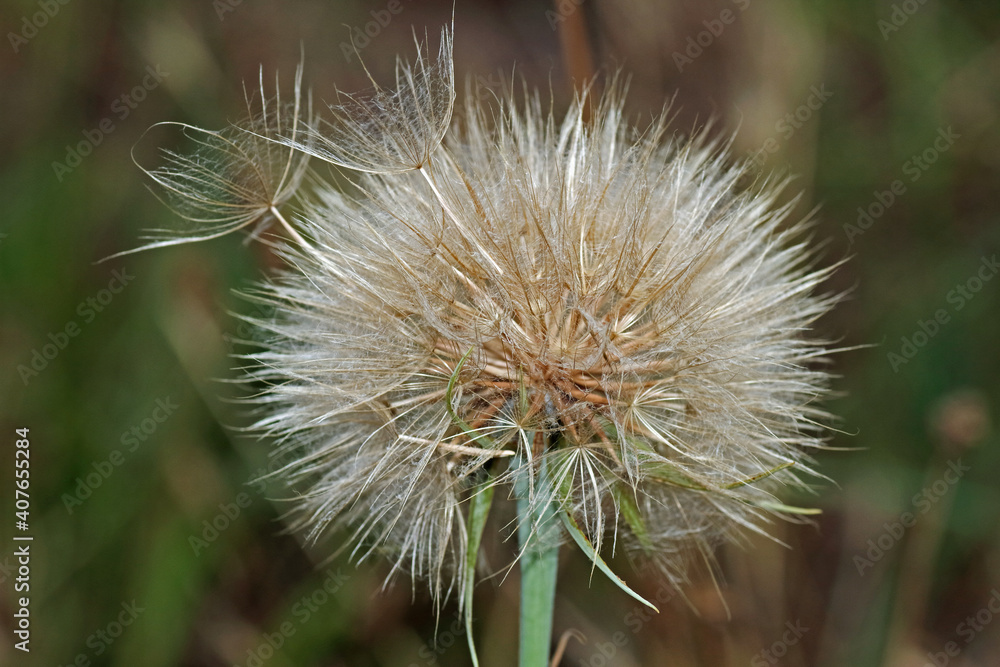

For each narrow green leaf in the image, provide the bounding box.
[724,462,795,489]
[464,483,495,667]
[445,347,496,449]
[559,512,658,612]
[609,423,799,493]
[517,367,529,416]
[643,460,710,490]
[514,452,561,667]
[613,485,654,554]
[614,432,709,490]
[755,500,822,515]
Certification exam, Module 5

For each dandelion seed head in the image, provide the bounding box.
[140,27,840,609]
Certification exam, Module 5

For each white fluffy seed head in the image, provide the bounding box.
[140,27,839,610]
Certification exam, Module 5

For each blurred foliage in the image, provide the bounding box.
[1,0,999,666]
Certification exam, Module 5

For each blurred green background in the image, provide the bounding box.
[2,0,999,665]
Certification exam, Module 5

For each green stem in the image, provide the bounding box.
[515,452,560,667]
